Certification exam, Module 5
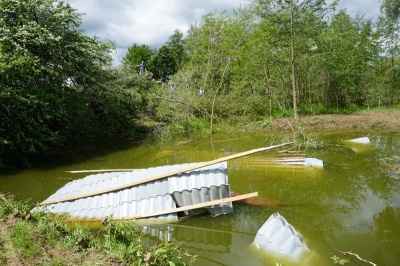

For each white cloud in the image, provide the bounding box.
[335,0,381,20]
[67,0,252,64]
[66,0,379,65]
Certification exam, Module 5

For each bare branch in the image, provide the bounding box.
[334,249,377,266]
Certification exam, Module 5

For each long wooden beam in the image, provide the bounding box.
[66,169,140,173]
[38,143,291,206]
[117,192,258,220]
[69,157,305,174]
[66,193,258,223]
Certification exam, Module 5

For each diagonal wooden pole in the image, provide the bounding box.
[38,143,292,206]
[66,192,259,223]
[116,192,259,220]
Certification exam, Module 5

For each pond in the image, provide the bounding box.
[1,130,399,265]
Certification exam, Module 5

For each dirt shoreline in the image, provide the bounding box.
[261,110,400,132]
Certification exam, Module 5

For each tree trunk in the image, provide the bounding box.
[290,0,299,119]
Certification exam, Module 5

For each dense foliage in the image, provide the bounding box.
[124,30,186,82]
[0,0,151,170]
[130,0,399,135]
[123,43,154,74]
[1,0,400,169]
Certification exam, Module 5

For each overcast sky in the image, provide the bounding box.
[66,0,381,65]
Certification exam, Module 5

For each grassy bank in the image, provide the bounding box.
[0,193,197,266]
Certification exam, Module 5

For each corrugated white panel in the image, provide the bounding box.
[36,194,178,222]
[172,185,232,216]
[45,171,170,202]
[46,162,227,202]
[168,166,228,191]
[253,212,308,259]
[33,162,230,222]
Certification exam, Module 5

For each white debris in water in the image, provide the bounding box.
[348,137,370,144]
[253,212,308,259]
[303,158,324,168]
[344,137,372,153]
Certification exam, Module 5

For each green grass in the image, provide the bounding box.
[9,221,41,259]
[0,193,197,266]
[355,105,400,114]
[0,235,7,265]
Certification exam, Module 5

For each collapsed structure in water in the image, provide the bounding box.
[33,162,243,222]
[32,143,313,261]
[33,145,296,222]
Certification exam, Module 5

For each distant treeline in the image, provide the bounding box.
[1,0,399,170]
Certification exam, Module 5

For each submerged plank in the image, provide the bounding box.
[380,162,400,171]
[38,143,292,206]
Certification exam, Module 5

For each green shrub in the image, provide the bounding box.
[96,219,197,265]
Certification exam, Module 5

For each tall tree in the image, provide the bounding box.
[0,0,114,168]
[381,0,400,20]
[123,43,154,74]
[250,0,334,115]
[288,0,298,119]
[185,13,226,95]
[318,11,378,108]
[166,29,187,69]
[184,9,255,132]
[150,45,177,82]
[378,0,400,105]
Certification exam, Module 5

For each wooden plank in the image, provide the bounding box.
[116,192,259,220]
[38,143,291,206]
[66,159,294,173]
[380,162,400,171]
[66,169,139,173]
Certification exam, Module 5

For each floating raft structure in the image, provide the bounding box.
[33,144,292,223]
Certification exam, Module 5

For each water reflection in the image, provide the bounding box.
[373,206,400,262]
[1,131,399,265]
[135,218,294,266]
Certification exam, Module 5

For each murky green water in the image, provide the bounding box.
[1,131,399,265]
